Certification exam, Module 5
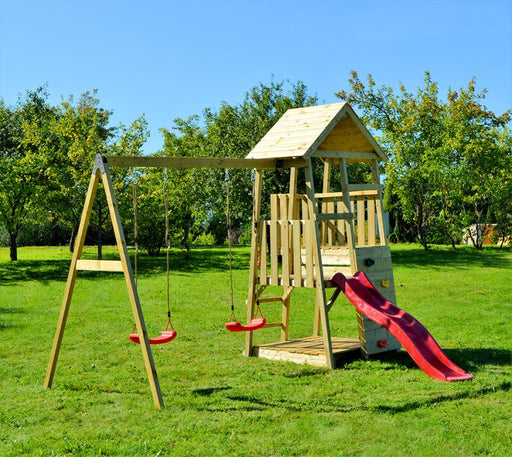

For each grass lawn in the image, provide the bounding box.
[1,244,511,456]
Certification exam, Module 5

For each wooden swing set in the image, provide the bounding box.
[45,103,400,409]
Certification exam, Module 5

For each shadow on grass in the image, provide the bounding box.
[0,247,251,286]
[0,259,70,285]
[203,380,508,414]
[192,386,232,396]
[207,379,511,415]
[361,347,511,373]
[448,347,512,371]
[373,382,511,414]
[391,245,512,270]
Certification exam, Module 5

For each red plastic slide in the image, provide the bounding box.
[331,272,473,382]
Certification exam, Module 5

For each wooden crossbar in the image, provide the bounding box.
[107,155,308,170]
[258,297,284,303]
[310,150,379,161]
[75,259,124,272]
[263,322,285,329]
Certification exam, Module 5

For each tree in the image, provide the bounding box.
[440,80,511,248]
[48,91,117,254]
[0,87,56,260]
[337,71,512,249]
[159,116,209,253]
[157,80,318,248]
[337,72,445,249]
[202,80,318,240]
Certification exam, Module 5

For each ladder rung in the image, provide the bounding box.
[76,259,124,272]
[258,297,284,303]
[263,322,284,329]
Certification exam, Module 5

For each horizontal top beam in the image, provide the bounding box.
[105,155,309,170]
[310,150,379,161]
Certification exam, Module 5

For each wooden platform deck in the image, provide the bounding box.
[253,336,361,368]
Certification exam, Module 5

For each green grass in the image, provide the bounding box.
[1,244,511,456]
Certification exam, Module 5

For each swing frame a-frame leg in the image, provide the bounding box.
[44,155,165,410]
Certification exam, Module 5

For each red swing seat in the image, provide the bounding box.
[225,317,266,332]
[129,329,177,344]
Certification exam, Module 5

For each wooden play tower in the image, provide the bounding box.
[243,102,401,368]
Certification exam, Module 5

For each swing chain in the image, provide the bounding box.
[164,167,173,330]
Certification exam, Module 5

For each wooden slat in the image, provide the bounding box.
[280,196,290,287]
[301,197,309,221]
[75,259,124,272]
[357,196,366,246]
[270,220,279,285]
[315,190,379,198]
[305,219,314,288]
[292,221,302,287]
[260,222,268,286]
[336,200,345,244]
[367,196,376,246]
[327,199,335,245]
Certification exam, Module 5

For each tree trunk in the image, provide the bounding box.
[9,232,18,261]
[69,226,77,253]
[418,223,428,250]
[181,215,192,258]
[50,214,58,245]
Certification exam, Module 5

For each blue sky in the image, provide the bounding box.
[1,0,511,154]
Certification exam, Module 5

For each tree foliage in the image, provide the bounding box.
[337,71,512,249]
[0,88,148,259]
[0,87,56,260]
[160,80,318,246]
[3,76,510,257]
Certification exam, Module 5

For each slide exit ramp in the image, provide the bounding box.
[331,272,473,382]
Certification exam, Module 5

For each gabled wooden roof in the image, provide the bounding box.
[246,102,387,162]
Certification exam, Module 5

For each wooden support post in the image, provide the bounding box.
[314,161,331,335]
[320,161,331,245]
[280,195,290,287]
[305,161,334,369]
[339,159,358,270]
[371,160,387,246]
[44,164,101,390]
[280,286,294,341]
[100,156,164,410]
[288,167,300,281]
[288,167,299,219]
[44,155,165,410]
[244,169,264,357]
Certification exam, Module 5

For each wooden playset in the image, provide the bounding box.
[45,103,470,409]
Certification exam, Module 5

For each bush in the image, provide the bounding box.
[192,232,217,246]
